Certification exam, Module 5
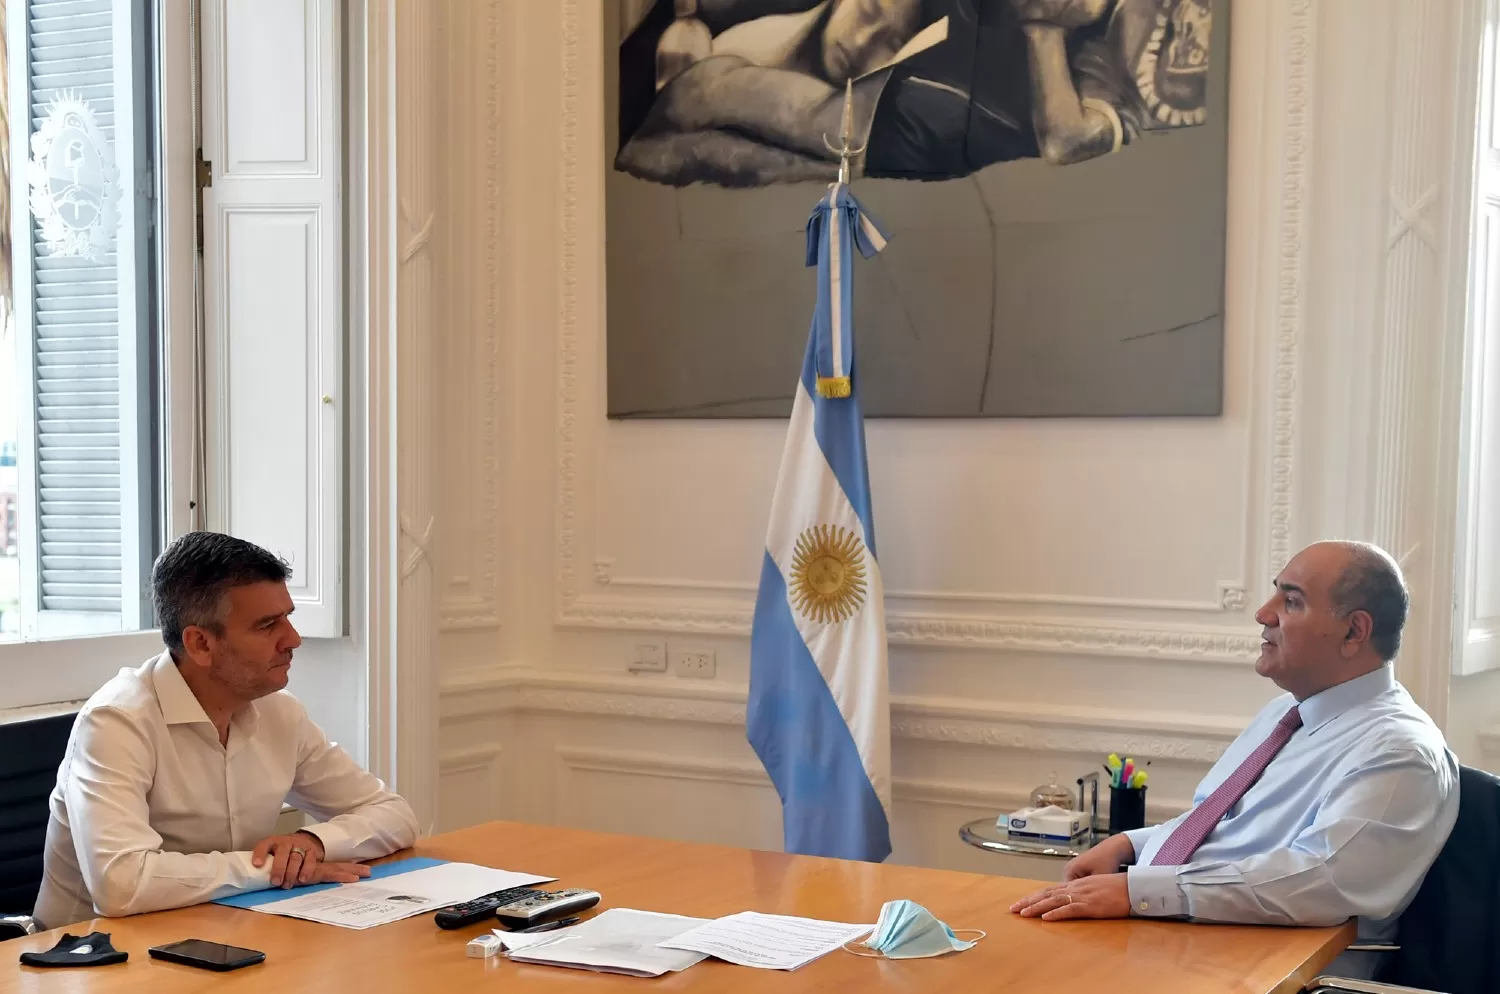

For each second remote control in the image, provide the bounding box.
[434,887,547,930]
[494,889,602,930]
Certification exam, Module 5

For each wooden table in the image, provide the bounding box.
[0,821,1353,992]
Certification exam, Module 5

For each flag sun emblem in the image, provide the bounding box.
[789,524,868,624]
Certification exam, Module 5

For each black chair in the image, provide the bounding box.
[0,712,76,939]
[1309,764,1500,994]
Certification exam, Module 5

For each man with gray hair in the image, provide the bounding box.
[1012,540,1458,977]
[35,532,418,928]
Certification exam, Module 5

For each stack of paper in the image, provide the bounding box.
[659,911,874,971]
[215,858,555,930]
[501,909,711,977]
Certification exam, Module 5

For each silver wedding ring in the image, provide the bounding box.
[290,847,306,858]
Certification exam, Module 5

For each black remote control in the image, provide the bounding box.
[433,886,547,930]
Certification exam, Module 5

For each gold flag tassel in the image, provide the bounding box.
[816,376,852,399]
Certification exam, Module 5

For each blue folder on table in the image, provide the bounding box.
[214,856,449,909]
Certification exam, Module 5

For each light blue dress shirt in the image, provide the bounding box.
[1125,666,1458,943]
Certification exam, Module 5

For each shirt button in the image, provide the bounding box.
[1139,901,1149,912]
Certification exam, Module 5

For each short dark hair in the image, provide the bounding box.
[152,532,291,653]
[1329,543,1408,662]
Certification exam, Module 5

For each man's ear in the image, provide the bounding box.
[1341,609,1373,658]
[179,626,214,668]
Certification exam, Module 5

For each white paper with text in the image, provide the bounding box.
[658,911,873,970]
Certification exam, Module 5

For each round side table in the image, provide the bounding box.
[958,818,1100,860]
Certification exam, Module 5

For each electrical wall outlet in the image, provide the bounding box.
[672,648,716,679]
[629,643,667,673]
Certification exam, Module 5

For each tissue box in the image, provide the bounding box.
[997,805,1085,842]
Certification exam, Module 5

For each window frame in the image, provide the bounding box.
[0,0,198,710]
[1455,0,1500,676]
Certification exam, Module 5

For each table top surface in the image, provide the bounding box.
[0,821,1354,993]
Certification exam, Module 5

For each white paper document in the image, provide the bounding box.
[658,911,874,971]
[245,862,555,929]
[502,909,711,977]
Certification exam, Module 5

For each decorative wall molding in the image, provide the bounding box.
[362,0,397,788]
[550,747,1194,823]
[437,744,505,834]
[438,0,502,633]
[439,745,506,776]
[891,699,1237,764]
[550,0,1306,664]
[1365,0,1479,728]
[595,560,1255,617]
[881,615,1258,664]
[556,0,584,626]
[556,747,767,789]
[390,0,442,830]
[1267,0,1311,577]
[439,668,1241,762]
[557,595,1261,663]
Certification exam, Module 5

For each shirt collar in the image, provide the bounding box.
[1297,665,1396,734]
[150,651,213,726]
[149,651,261,733]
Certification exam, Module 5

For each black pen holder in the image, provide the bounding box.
[1108,786,1147,834]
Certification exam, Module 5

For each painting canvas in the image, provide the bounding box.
[606,0,1227,418]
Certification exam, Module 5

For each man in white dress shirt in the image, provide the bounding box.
[1010,540,1458,976]
[34,532,419,928]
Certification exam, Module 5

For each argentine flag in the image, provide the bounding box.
[747,183,891,862]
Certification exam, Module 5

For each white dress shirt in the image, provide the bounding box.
[1123,666,1458,944]
[35,652,419,928]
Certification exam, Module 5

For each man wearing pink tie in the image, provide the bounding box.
[1010,542,1459,961]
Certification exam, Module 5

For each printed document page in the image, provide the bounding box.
[503,909,710,977]
[658,911,874,970]
[243,863,554,929]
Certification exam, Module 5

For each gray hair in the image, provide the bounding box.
[1328,542,1408,662]
[152,531,291,653]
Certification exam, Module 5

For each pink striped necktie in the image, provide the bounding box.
[1150,705,1303,866]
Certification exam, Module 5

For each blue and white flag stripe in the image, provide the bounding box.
[808,183,886,386]
[749,184,891,862]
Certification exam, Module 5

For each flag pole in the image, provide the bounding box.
[822,79,865,185]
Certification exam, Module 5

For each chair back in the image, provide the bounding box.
[1381,764,1500,994]
[0,713,75,914]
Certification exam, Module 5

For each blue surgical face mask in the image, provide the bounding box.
[850,900,984,960]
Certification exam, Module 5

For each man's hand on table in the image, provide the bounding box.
[252,831,372,888]
[1010,873,1132,921]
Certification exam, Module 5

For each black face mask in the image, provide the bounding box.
[19,932,128,968]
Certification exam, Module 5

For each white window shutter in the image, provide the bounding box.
[199,0,342,636]
[9,0,154,638]
[1457,0,1500,674]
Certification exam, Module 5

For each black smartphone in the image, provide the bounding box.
[148,939,266,972]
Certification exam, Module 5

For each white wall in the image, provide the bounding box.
[1449,669,1500,772]
[286,641,366,766]
[421,0,1490,878]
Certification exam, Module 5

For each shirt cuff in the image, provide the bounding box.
[1127,864,1185,918]
[296,823,351,862]
[226,850,274,891]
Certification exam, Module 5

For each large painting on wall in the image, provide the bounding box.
[605,0,1227,418]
